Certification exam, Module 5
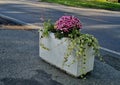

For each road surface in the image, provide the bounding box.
[0,0,120,85]
[0,0,120,53]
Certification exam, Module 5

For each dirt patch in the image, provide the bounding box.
[1,25,39,30]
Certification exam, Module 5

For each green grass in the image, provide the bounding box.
[41,0,120,11]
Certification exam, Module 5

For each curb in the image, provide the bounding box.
[0,14,42,30]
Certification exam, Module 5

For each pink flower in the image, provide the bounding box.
[55,16,82,32]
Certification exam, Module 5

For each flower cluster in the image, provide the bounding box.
[55,16,82,32]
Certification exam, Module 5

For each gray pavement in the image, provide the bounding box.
[0,29,120,85]
[0,0,120,52]
[0,0,120,85]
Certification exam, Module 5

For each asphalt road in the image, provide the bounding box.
[0,0,120,53]
[0,0,120,85]
[0,29,120,85]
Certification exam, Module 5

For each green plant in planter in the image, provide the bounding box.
[40,16,100,77]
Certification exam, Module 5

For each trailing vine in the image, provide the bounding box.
[40,16,101,78]
[63,32,100,77]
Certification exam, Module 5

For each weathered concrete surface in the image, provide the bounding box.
[0,29,120,85]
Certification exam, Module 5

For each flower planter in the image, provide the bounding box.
[39,32,95,77]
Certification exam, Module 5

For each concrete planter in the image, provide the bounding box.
[39,32,95,77]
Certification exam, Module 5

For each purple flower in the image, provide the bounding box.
[55,16,82,32]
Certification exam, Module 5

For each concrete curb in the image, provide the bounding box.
[0,14,42,30]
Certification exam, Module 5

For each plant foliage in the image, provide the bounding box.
[40,16,101,77]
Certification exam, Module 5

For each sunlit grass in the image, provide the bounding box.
[41,0,120,11]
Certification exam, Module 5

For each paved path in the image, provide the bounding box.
[0,0,120,53]
[0,29,120,85]
[0,0,120,85]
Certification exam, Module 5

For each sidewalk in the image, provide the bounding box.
[0,27,120,85]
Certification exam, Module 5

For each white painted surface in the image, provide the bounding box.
[39,32,95,77]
